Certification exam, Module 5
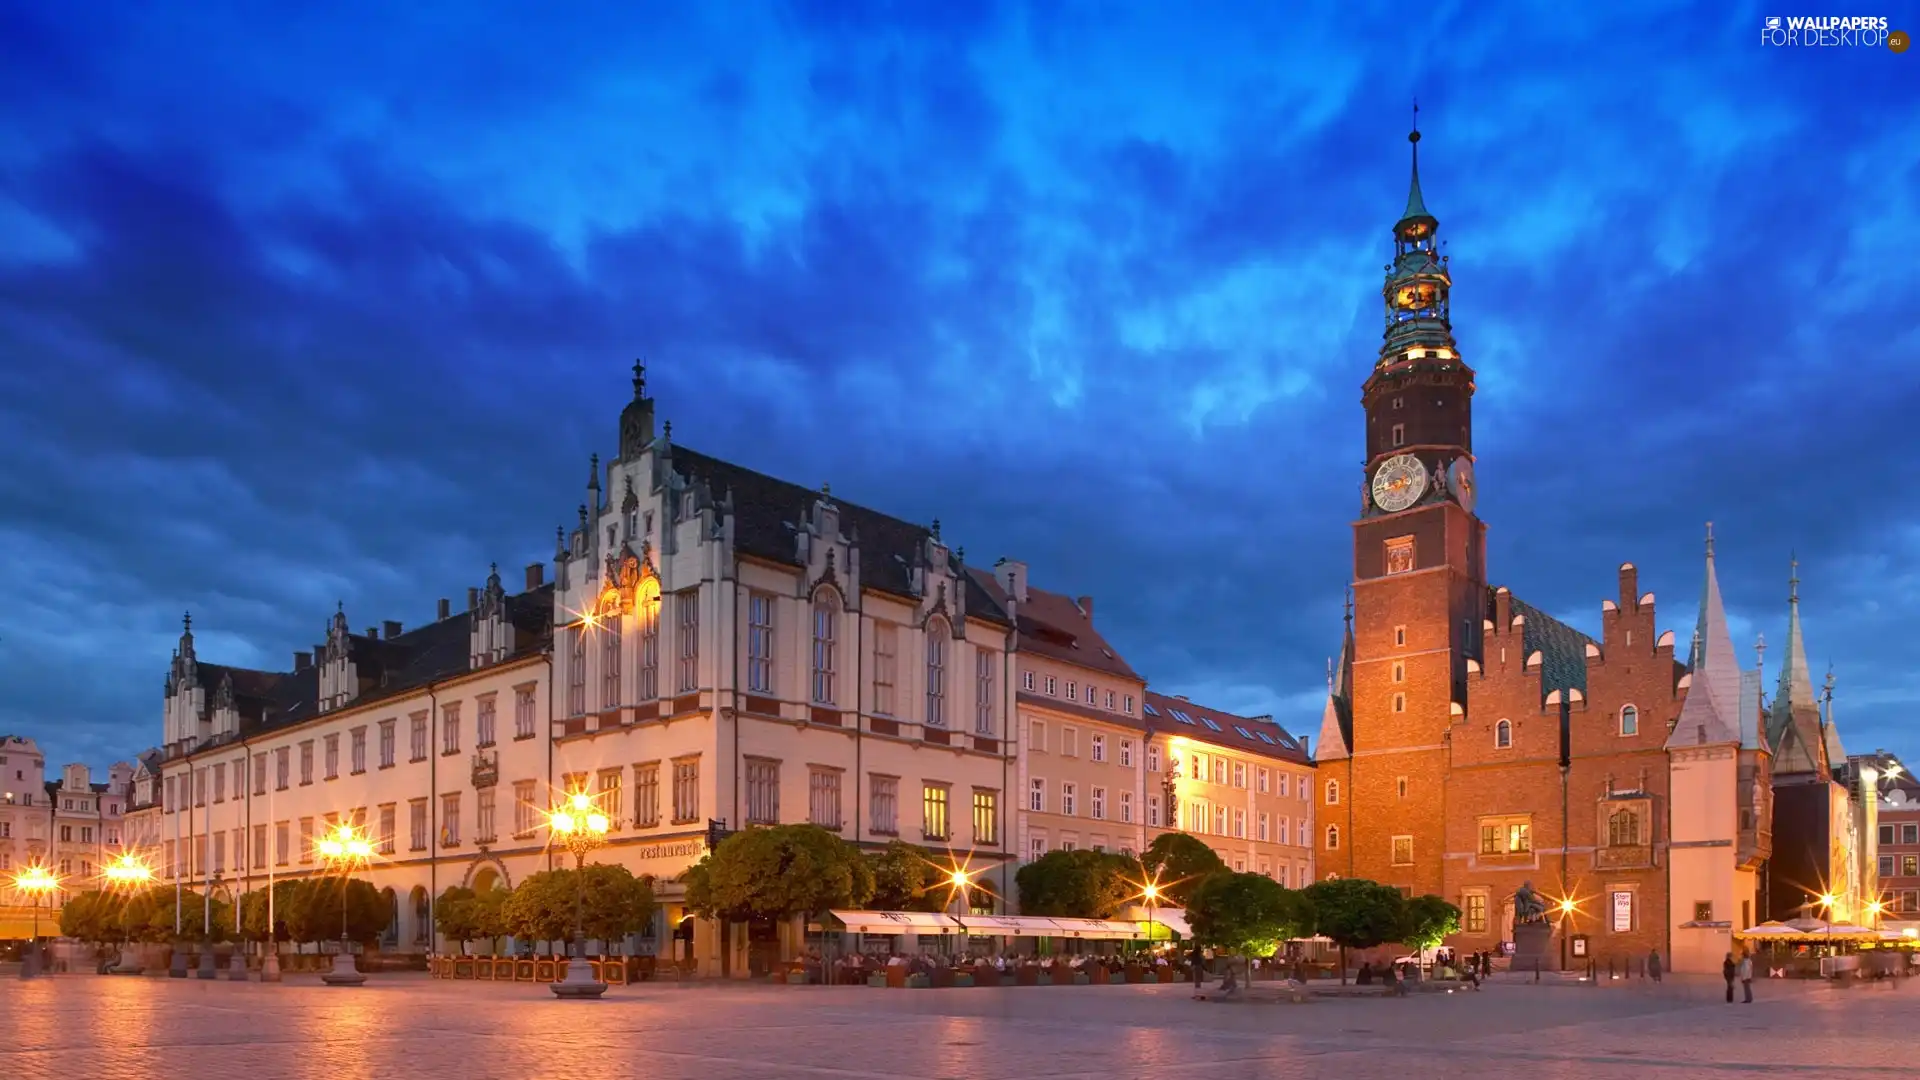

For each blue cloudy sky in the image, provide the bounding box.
[1,1,1914,771]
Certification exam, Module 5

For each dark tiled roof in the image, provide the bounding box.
[970,572,1141,682]
[1500,592,1595,696]
[178,587,554,750]
[1142,690,1314,766]
[669,445,1008,625]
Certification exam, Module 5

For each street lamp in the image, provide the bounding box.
[316,822,374,987]
[12,864,59,979]
[1141,880,1163,956]
[102,853,155,890]
[549,791,611,999]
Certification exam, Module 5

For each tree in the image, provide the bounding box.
[238,880,309,942]
[1014,850,1141,918]
[132,887,232,944]
[1185,872,1313,980]
[58,890,128,946]
[865,840,947,912]
[299,877,389,946]
[436,887,485,955]
[578,864,656,947]
[1399,894,1461,961]
[681,824,874,923]
[1301,877,1406,983]
[502,871,575,945]
[1140,832,1228,905]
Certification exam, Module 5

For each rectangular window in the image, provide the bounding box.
[671,757,700,823]
[748,592,776,694]
[1065,680,1077,700]
[1881,855,1896,878]
[1391,835,1414,866]
[809,768,843,830]
[601,619,623,708]
[476,696,497,747]
[925,628,947,727]
[1023,669,1035,692]
[515,687,537,738]
[476,789,496,844]
[350,727,367,773]
[1090,734,1106,763]
[409,713,428,762]
[253,824,268,869]
[1905,824,1919,846]
[1104,689,1115,710]
[323,734,339,780]
[513,780,538,837]
[1064,728,1079,758]
[1061,782,1077,816]
[299,817,315,863]
[378,804,396,855]
[1233,808,1246,838]
[441,793,461,847]
[810,594,837,705]
[1146,745,1160,773]
[213,764,226,802]
[1884,824,1899,845]
[1091,786,1107,820]
[870,775,899,835]
[1123,694,1135,714]
[252,753,267,796]
[745,758,780,825]
[1213,758,1227,785]
[379,720,396,768]
[1258,812,1270,841]
[1906,855,1920,877]
[1213,805,1227,834]
[634,764,660,828]
[1030,720,1046,752]
[1044,676,1056,696]
[408,800,427,851]
[1233,762,1247,788]
[1148,794,1161,827]
[972,789,998,847]
[441,703,462,755]
[873,622,898,716]
[1085,683,1096,705]
[1119,739,1133,767]
[1029,777,1045,812]
[275,822,289,866]
[638,594,660,700]
[299,742,314,785]
[596,767,623,823]
[568,625,588,715]
[676,589,700,692]
[1464,894,1488,933]
[1031,834,1048,860]
[974,646,995,735]
[1120,790,1133,823]
[921,783,950,841]
[213,833,226,873]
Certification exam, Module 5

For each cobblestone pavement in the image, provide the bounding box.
[3,972,1911,1079]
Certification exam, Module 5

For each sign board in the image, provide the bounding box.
[1611,891,1633,933]
[1571,935,1589,958]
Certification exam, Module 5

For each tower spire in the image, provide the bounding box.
[1402,99,1432,224]
[1669,522,1740,748]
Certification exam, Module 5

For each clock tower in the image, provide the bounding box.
[1339,116,1486,897]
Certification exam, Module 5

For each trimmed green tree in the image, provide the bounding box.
[682,823,875,924]
[1398,894,1462,965]
[1140,832,1228,905]
[865,840,948,912]
[1014,849,1141,918]
[58,890,128,947]
[501,871,575,946]
[1185,872,1313,981]
[1301,877,1407,984]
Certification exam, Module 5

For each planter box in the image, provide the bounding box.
[905,974,930,989]
[786,972,809,985]
[1017,964,1041,986]
[929,967,955,988]
[1108,974,1126,985]
[1141,972,1159,984]
[953,973,975,988]
[1050,966,1077,986]
[970,966,1002,987]
[452,958,476,980]
[535,959,557,982]
[886,966,908,988]
[867,974,887,988]
[1074,973,1092,986]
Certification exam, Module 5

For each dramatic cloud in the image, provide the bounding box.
[1,1,1914,769]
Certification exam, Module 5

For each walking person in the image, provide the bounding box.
[1189,944,1206,993]
[1648,948,1663,983]
[1722,952,1737,1003]
[1738,952,1754,1003]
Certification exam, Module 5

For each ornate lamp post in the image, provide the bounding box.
[316,822,374,987]
[1142,881,1162,956]
[101,853,154,974]
[12,864,59,979]
[549,792,611,999]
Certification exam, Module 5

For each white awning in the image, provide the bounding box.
[1119,904,1191,940]
[1048,917,1147,940]
[954,914,1041,935]
[828,910,963,935]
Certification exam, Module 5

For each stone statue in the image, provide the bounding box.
[1513,881,1548,926]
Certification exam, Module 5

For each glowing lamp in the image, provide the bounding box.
[552,811,577,834]
[1819,892,1837,909]
[14,865,58,893]
[1558,898,1577,915]
[949,868,971,888]
[1142,883,1161,903]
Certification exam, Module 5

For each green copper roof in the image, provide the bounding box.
[1398,130,1434,224]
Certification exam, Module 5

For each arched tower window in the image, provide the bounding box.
[925,617,948,726]
[1494,719,1512,748]
[1619,705,1639,737]
[811,587,839,706]
[1325,778,1340,805]
[1326,825,1341,850]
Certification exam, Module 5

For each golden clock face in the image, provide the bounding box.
[1372,453,1429,513]
[1394,282,1436,310]
[1448,457,1476,514]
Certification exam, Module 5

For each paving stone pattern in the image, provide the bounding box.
[3,973,1911,1079]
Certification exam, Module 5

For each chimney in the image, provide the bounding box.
[293,652,312,672]
[1300,735,1311,757]
[1076,595,1094,618]
[366,626,379,640]
[437,598,451,621]
[468,587,480,611]
[525,563,545,590]
[383,620,403,639]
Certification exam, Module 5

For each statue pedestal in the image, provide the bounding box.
[1511,921,1554,974]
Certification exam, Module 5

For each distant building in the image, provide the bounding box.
[0,735,137,938]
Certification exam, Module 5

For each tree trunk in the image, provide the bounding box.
[1339,944,1348,985]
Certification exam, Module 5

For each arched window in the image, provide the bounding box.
[811,587,839,706]
[1495,719,1512,748]
[1609,808,1640,847]
[1326,825,1341,850]
[411,886,430,946]
[637,582,660,700]
[1325,778,1340,805]
[1620,705,1639,736]
[925,618,948,727]
[567,626,587,716]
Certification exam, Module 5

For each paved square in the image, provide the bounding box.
[3,973,1911,1078]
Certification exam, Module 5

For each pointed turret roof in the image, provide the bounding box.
[1396,102,1436,230]
[1768,557,1831,775]
[1315,595,1355,762]
[1667,524,1741,749]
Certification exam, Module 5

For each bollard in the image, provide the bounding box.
[1534,960,1540,983]
[1608,958,1615,980]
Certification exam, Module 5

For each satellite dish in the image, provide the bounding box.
[1888,789,1910,806]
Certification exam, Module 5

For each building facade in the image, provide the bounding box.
[982,566,1316,895]
[1315,125,1777,973]
[1861,752,1920,928]
[0,735,137,936]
